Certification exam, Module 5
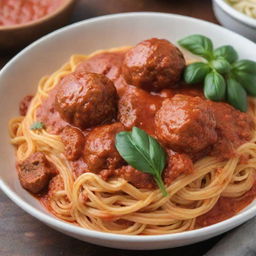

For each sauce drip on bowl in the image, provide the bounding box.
[0,0,64,26]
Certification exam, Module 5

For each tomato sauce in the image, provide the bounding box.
[197,183,256,227]
[32,49,256,227]
[36,86,68,134]
[0,0,64,26]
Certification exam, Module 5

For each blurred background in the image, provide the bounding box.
[1,0,217,56]
[1,0,256,58]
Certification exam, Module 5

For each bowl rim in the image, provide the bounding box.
[214,0,256,28]
[0,0,75,31]
[1,11,256,243]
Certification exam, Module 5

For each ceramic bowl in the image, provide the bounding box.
[213,0,256,41]
[0,12,256,250]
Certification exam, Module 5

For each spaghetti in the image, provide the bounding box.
[227,0,256,19]
[8,47,256,235]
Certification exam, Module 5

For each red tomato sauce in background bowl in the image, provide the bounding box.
[0,0,75,51]
[0,0,64,26]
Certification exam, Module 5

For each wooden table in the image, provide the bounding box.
[0,0,224,255]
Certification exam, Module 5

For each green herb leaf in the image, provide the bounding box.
[227,78,248,112]
[204,71,226,101]
[211,58,231,74]
[213,45,238,63]
[30,122,44,130]
[178,34,256,112]
[232,60,256,74]
[148,136,166,175]
[115,127,168,196]
[178,34,213,60]
[232,71,256,96]
[231,60,256,96]
[184,62,210,84]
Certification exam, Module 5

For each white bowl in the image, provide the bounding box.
[213,0,256,41]
[1,12,256,250]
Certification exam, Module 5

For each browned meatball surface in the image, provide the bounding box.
[209,101,254,159]
[155,94,217,155]
[83,123,125,172]
[55,72,118,129]
[116,165,155,189]
[61,126,85,161]
[163,150,193,185]
[122,38,185,92]
[18,152,56,193]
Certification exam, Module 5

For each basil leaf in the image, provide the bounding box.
[131,127,166,173]
[214,45,238,63]
[233,71,256,96]
[148,136,166,176]
[115,131,153,174]
[211,58,230,74]
[115,127,168,196]
[178,34,255,109]
[131,127,150,157]
[232,60,256,74]
[204,71,226,101]
[184,62,210,84]
[227,78,248,112]
[30,122,44,130]
[178,34,213,60]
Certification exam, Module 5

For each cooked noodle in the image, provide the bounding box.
[8,47,256,235]
[227,0,256,19]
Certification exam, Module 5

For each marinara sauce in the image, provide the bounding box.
[0,0,64,26]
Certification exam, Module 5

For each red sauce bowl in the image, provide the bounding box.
[0,0,75,52]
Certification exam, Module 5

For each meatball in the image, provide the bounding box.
[122,38,185,92]
[116,165,155,189]
[55,72,118,129]
[18,152,56,193]
[209,101,254,159]
[155,95,217,155]
[83,123,125,172]
[61,126,85,161]
[163,150,193,185]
